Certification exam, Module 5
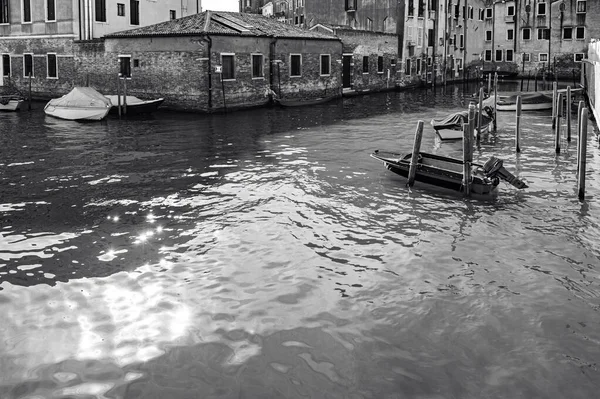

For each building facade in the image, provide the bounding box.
[0,0,199,93]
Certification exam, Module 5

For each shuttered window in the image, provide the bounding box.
[23,54,33,77]
[0,0,9,23]
[2,54,10,76]
[130,0,140,25]
[47,54,57,78]
[23,0,31,22]
[47,0,55,21]
[95,0,106,22]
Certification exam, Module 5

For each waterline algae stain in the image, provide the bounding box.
[1,84,599,398]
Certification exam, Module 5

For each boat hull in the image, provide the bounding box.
[275,96,335,107]
[496,102,552,111]
[0,99,24,111]
[434,121,492,140]
[44,104,111,121]
[371,151,499,195]
[106,95,164,115]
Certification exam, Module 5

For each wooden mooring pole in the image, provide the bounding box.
[468,103,476,143]
[566,86,572,142]
[28,72,32,111]
[407,120,424,187]
[515,95,522,153]
[578,107,588,201]
[493,72,498,131]
[555,93,563,153]
[462,123,472,197]
[478,88,484,139]
[552,81,558,129]
[576,100,584,179]
[117,74,122,119]
[123,76,128,116]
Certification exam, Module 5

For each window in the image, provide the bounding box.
[522,53,531,62]
[506,49,514,62]
[117,3,125,16]
[170,10,176,20]
[46,0,55,21]
[2,54,10,76]
[130,0,139,25]
[428,28,434,47]
[507,29,514,41]
[485,8,492,19]
[0,0,7,23]
[507,5,515,16]
[539,53,548,62]
[23,53,33,77]
[537,28,549,40]
[362,56,369,73]
[522,28,531,40]
[469,6,473,19]
[495,50,503,62]
[418,0,425,17]
[563,27,573,40]
[133,59,139,67]
[575,53,584,62]
[383,17,387,31]
[459,34,464,49]
[290,54,301,77]
[454,4,459,19]
[418,27,424,47]
[405,58,411,75]
[391,59,396,66]
[23,0,31,23]
[416,58,421,75]
[479,8,484,21]
[47,53,57,78]
[377,56,383,73]
[95,0,106,22]
[576,27,585,39]
[407,0,414,16]
[252,54,263,78]
[484,50,492,61]
[366,17,372,31]
[577,0,586,14]
[119,56,131,78]
[320,54,330,76]
[485,30,492,41]
[537,1,546,15]
[456,58,462,71]
[345,0,357,11]
[221,54,235,80]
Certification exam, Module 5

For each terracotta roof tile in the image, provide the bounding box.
[105,12,338,41]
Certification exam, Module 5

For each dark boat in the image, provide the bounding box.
[105,95,164,115]
[274,96,336,107]
[370,150,528,195]
[430,106,495,140]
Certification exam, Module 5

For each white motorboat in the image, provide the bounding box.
[105,95,164,114]
[0,96,25,111]
[44,87,112,121]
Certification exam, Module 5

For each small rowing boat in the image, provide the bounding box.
[431,106,495,140]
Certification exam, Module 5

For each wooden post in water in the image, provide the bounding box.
[28,72,32,111]
[526,72,531,91]
[555,93,563,153]
[117,74,122,119]
[407,120,424,187]
[462,123,472,197]
[534,72,538,91]
[576,100,584,178]
[123,76,128,116]
[487,73,491,94]
[552,82,558,129]
[515,95,522,153]
[493,73,498,131]
[468,103,476,144]
[478,88,484,139]
[578,108,588,201]
[566,86,572,142]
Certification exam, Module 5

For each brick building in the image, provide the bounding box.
[0,0,200,95]
[99,11,342,111]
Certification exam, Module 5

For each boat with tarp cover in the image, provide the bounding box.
[44,87,112,121]
[431,106,495,140]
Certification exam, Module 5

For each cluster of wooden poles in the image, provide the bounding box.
[513,82,590,200]
[115,73,129,118]
[407,79,591,200]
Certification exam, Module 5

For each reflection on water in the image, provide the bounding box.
[1,83,600,398]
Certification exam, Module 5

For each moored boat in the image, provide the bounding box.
[370,150,527,195]
[44,87,112,121]
[275,96,336,107]
[495,92,553,111]
[105,95,164,115]
[431,106,495,140]
[0,96,25,111]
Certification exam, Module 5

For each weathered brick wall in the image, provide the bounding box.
[273,38,343,101]
[336,29,398,92]
[0,38,76,97]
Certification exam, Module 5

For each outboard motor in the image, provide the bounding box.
[482,156,528,189]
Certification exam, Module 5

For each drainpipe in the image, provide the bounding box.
[202,11,213,110]
[269,37,277,103]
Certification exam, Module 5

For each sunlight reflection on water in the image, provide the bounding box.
[1,84,600,398]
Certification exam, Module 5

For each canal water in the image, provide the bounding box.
[1,83,599,398]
